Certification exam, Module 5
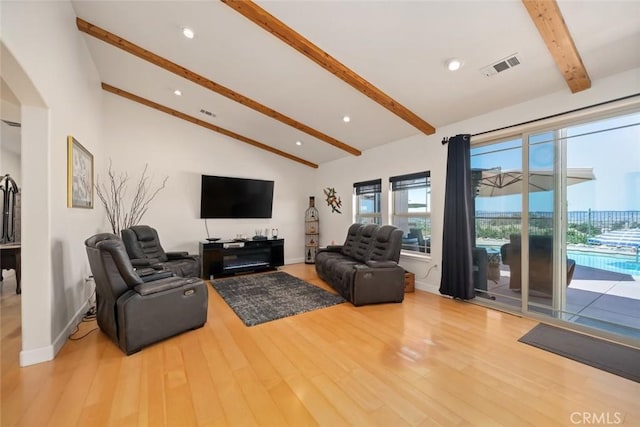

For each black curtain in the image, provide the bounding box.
[439,134,475,299]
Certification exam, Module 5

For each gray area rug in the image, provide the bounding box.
[211,271,346,326]
[519,323,640,383]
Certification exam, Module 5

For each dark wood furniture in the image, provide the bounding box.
[199,238,284,280]
[0,243,21,294]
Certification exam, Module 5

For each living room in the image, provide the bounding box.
[2,0,640,424]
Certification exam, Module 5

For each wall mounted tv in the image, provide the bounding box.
[200,175,274,219]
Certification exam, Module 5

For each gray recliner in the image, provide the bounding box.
[85,233,208,355]
[121,225,200,277]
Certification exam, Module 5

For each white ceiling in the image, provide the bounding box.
[67,1,640,166]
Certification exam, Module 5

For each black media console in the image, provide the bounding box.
[199,238,284,280]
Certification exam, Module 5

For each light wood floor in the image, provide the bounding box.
[2,264,639,426]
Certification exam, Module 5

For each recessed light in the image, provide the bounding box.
[343,116,351,123]
[296,141,303,146]
[182,27,195,39]
[446,58,462,71]
[173,89,182,96]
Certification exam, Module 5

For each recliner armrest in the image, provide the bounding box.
[318,245,343,254]
[365,260,399,269]
[131,258,160,267]
[133,277,203,296]
[166,251,190,260]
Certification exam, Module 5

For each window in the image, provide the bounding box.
[353,179,382,224]
[390,171,431,254]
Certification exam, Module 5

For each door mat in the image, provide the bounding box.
[518,323,640,383]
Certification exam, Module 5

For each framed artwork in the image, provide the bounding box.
[67,136,94,208]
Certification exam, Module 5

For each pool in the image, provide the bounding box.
[567,250,640,276]
[479,244,640,277]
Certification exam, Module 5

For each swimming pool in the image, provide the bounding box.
[479,244,640,277]
[567,250,640,276]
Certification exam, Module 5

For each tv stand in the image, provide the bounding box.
[199,238,284,280]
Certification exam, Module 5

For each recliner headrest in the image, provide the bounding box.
[131,225,156,242]
[85,233,120,248]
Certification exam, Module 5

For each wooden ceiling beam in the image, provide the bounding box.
[101,83,318,169]
[221,0,436,135]
[77,18,360,157]
[522,0,591,93]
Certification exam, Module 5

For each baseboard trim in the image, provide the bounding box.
[416,279,439,294]
[19,345,54,367]
[20,300,90,367]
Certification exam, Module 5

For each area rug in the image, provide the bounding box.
[519,323,640,383]
[211,271,346,326]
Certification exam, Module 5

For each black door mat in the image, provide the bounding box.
[519,323,640,383]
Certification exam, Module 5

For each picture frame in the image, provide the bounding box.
[67,136,94,208]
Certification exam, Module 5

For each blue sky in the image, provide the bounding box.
[472,112,640,212]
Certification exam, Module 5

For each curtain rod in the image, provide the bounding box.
[441,92,640,145]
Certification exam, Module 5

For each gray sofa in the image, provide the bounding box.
[315,223,405,306]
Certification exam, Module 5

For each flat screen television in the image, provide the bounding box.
[200,175,274,219]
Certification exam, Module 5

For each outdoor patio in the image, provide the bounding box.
[482,264,640,340]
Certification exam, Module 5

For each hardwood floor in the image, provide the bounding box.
[2,264,639,426]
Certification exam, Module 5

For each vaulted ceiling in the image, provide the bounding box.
[71,0,640,168]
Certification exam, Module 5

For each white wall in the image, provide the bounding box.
[314,68,640,293]
[2,1,104,365]
[101,94,315,264]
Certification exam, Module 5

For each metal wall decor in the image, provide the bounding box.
[323,187,342,214]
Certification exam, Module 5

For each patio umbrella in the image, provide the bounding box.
[473,167,595,197]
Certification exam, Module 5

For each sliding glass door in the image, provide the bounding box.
[471,138,523,306]
[472,108,640,343]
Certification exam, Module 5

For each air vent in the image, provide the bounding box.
[1,120,21,128]
[199,108,216,118]
[480,53,522,77]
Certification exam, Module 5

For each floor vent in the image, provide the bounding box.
[480,54,522,77]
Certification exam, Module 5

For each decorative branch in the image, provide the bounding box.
[95,160,168,235]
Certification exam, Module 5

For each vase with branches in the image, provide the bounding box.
[95,160,169,235]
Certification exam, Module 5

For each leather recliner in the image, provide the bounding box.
[85,233,208,355]
[121,225,200,277]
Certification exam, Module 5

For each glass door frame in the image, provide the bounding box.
[521,128,569,317]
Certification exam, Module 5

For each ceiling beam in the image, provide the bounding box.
[77,18,360,157]
[101,83,318,169]
[522,0,591,93]
[221,0,436,135]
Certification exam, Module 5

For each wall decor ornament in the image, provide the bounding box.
[323,187,342,214]
[67,136,94,208]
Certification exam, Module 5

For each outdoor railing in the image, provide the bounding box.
[475,210,640,244]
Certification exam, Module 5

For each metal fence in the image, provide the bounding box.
[475,210,640,243]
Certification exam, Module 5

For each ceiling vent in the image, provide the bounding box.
[199,108,216,118]
[1,120,21,128]
[480,54,521,77]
